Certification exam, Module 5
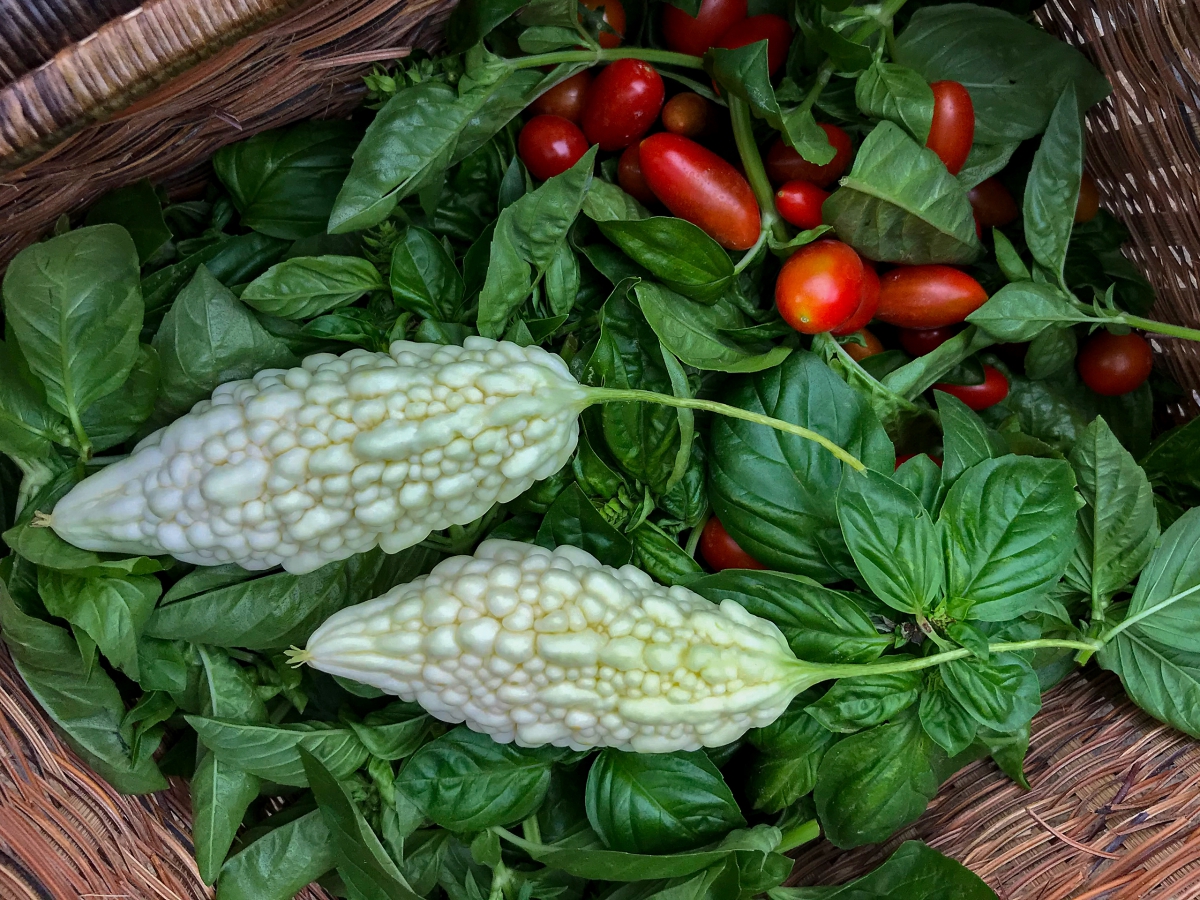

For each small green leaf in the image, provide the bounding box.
[855,62,934,142]
[241,256,383,320]
[600,218,733,302]
[390,226,466,319]
[85,180,172,263]
[536,483,634,567]
[216,810,335,900]
[746,696,837,812]
[806,671,923,733]
[1023,86,1083,283]
[967,282,1088,342]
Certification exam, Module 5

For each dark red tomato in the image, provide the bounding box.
[765,125,853,188]
[843,328,883,362]
[1078,331,1153,396]
[529,71,592,123]
[582,60,665,151]
[699,517,764,571]
[518,115,589,181]
[639,133,761,250]
[662,0,748,57]
[1075,171,1100,223]
[617,145,657,207]
[775,240,865,334]
[716,14,793,76]
[968,177,1018,229]
[933,365,1009,411]
[775,180,828,230]
[877,265,988,329]
[662,92,709,137]
[926,81,974,175]
[830,264,880,336]
[899,325,961,356]
[581,0,626,48]
[896,453,943,469]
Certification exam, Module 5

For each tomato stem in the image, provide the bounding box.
[732,229,769,276]
[1117,315,1200,345]
[509,48,707,71]
[728,97,789,244]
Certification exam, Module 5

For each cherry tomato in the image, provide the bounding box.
[662,92,710,137]
[582,60,665,151]
[843,328,883,362]
[699,517,764,571]
[933,365,1009,411]
[775,180,828,230]
[830,264,880,336]
[1075,171,1100,223]
[775,240,865,334]
[899,325,962,356]
[765,125,853,188]
[529,71,592,122]
[716,14,793,76]
[662,0,748,57]
[968,177,1018,229]
[1078,331,1153,396]
[518,115,589,181]
[926,81,974,175]
[581,0,626,48]
[896,453,942,469]
[639,133,761,250]
[877,265,988,329]
[617,145,657,206]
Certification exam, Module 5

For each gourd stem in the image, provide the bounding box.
[728,97,789,244]
[1118,315,1200,345]
[585,387,868,472]
[1097,582,1200,645]
[510,48,707,71]
[778,818,820,853]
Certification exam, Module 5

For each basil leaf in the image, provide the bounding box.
[142,232,290,313]
[940,653,1041,732]
[0,339,71,463]
[600,218,733,302]
[823,122,981,265]
[806,671,924,733]
[1004,370,1152,457]
[1024,327,1077,380]
[918,672,979,756]
[3,224,142,426]
[978,723,1031,789]
[629,520,704,586]
[957,141,1020,191]
[537,483,634,567]
[893,453,942,515]
[1112,507,1200,653]
[745,695,837,812]
[85,180,171,263]
[689,570,891,664]
[775,840,999,899]
[216,810,335,900]
[708,351,894,581]
[397,726,565,831]
[966,282,1088,342]
[79,343,159,451]
[349,702,435,760]
[855,61,934,143]
[1023,86,1083,283]
[445,0,526,51]
[241,255,382,320]
[837,468,943,615]
[188,717,368,787]
[215,120,360,239]
[1142,416,1200,505]
[586,749,746,854]
[894,4,1109,144]
[478,146,597,337]
[940,456,1078,621]
[390,226,466,320]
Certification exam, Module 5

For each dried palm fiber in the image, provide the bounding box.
[0,0,1197,898]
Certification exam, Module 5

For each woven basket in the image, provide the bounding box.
[0,1,1198,898]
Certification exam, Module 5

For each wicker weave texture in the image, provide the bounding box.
[0,0,142,86]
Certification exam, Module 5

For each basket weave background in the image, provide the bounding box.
[0,0,1198,897]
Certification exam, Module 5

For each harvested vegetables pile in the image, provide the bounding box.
[2,0,1200,896]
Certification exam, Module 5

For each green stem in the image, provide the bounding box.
[488,862,510,900]
[685,518,707,558]
[585,386,867,472]
[728,97,789,244]
[522,814,542,846]
[510,47,706,71]
[1098,582,1200,645]
[778,818,820,853]
[67,407,92,462]
[1119,315,1200,345]
[798,63,833,116]
[732,229,768,276]
[881,325,996,400]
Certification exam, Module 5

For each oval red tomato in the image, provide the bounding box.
[1076,171,1100,223]
[638,133,761,250]
[830,264,880,336]
[775,180,828,231]
[926,81,974,175]
[1078,331,1153,396]
[715,14,792,76]
[617,144,657,206]
[699,517,764,571]
[877,265,988,329]
[662,0,748,57]
[775,240,865,334]
[843,328,883,362]
[518,115,589,181]
[899,325,962,356]
[933,365,1009,410]
[968,177,1018,229]
[581,0,626,48]
[662,92,710,137]
[529,71,592,122]
[582,60,665,151]
[765,125,853,188]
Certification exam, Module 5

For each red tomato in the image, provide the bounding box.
[699,517,764,571]
[662,92,710,137]
[582,60,665,151]
[518,115,589,181]
[877,265,988,329]
[617,145,657,207]
[529,71,592,122]
[639,133,761,250]
[1075,171,1100,224]
[765,126,853,188]
[662,0,748,57]
[775,180,828,230]
[581,0,626,48]
[830,265,880,336]
[843,328,883,362]
[926,81,974,175]
[1078,331,1153,396]
[968,177,1018,229]
[715,14,793,76]
[896,453,943,468]
[775,240,865,334]
[899,325,962,356]
[933,365,1009,411]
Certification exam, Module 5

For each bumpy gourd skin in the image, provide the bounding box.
[50,339,587,574]
[300,540,803,752]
